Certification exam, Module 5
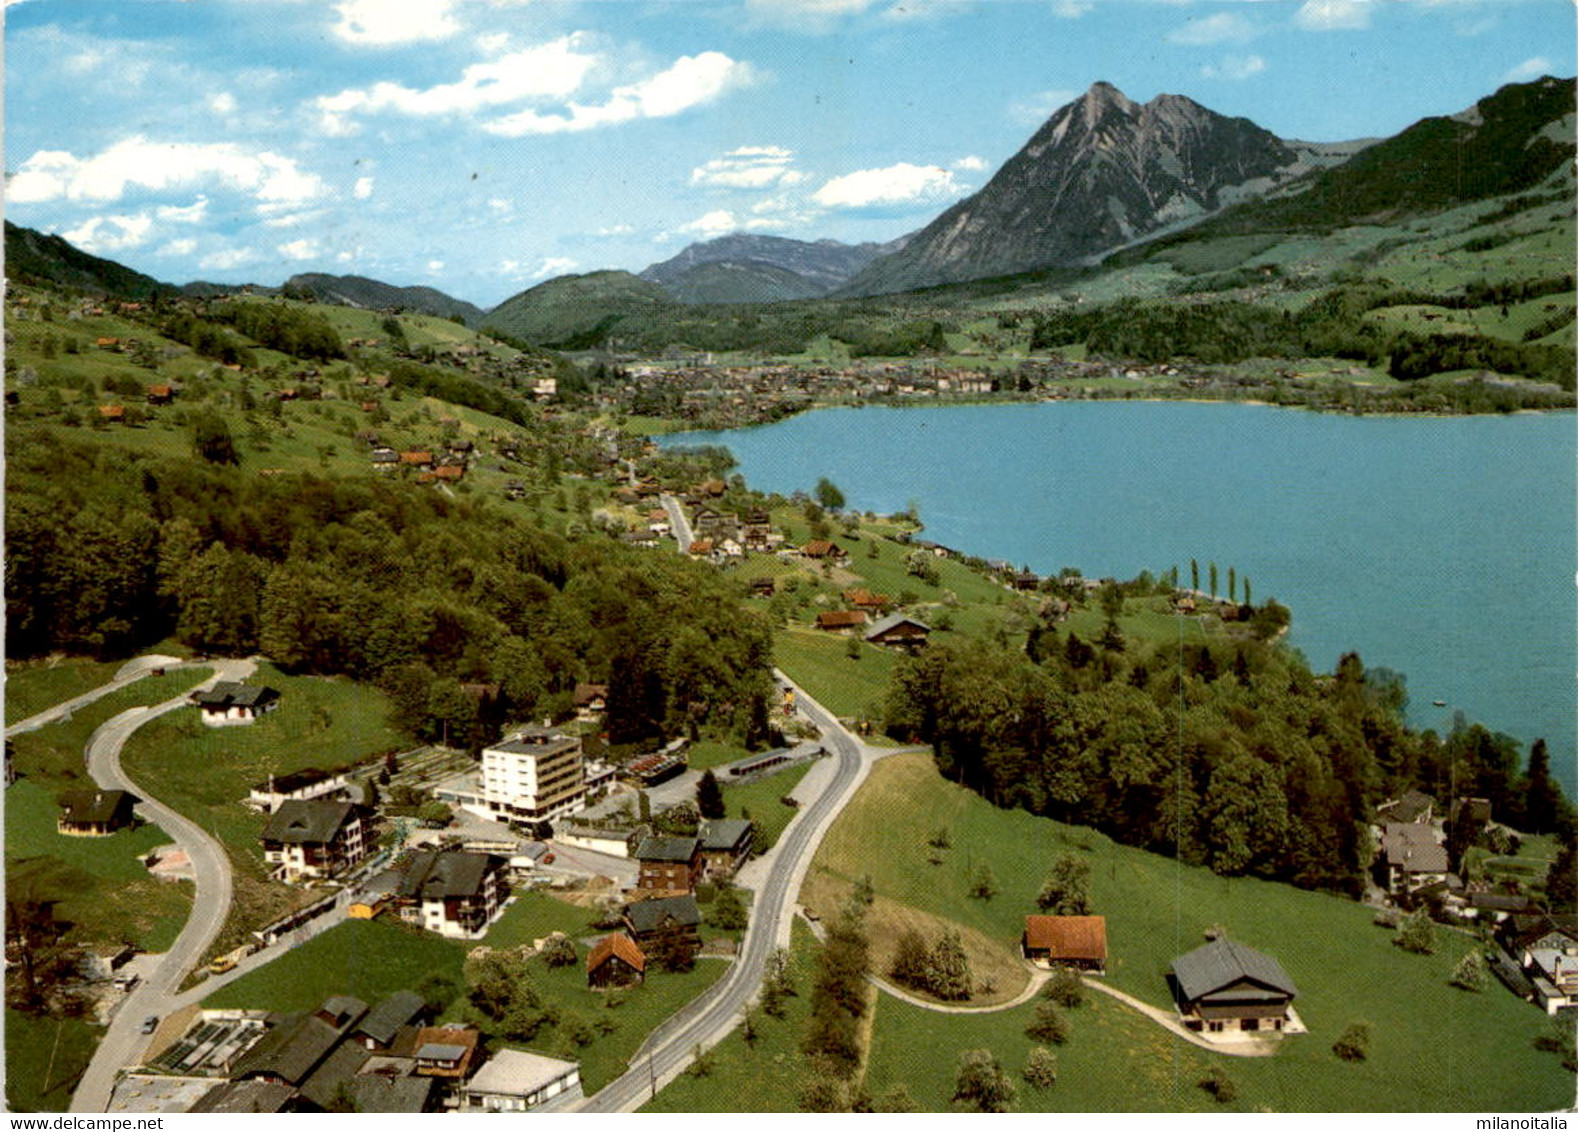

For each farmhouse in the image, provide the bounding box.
[413,1027,480,1079]
[395,849,510,939]
[801,540,847,561]
[622,894,701,946]
[247,768,350,813]
[573,683,609,721]
[57,789,136,836]
[460,1049,582,1113]
[863,613,931,652]
[1172,937,1298,1034]
[586,933,646,989]
[697,818,754,879]
[634,836,703,897]
[260,800,371,882]
[1021,915,1107,973]
[190,682,282,726]
[1376,789,1435,825]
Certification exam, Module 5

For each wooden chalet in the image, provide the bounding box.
[801,540,846,561]
[1171,938,1297,1034]
[622,894,701,946]
[146,384,174,405]
[864,613,931,651]
[586,933,646,989]
[634,836,703,896]
[57,789,136,836]
[815,610,867,632]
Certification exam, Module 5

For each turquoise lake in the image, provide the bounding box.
[664,401,1577,789]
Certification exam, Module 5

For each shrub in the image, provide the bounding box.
[1025,999,1070,1045]
[1449,950,1488,992]
[1393,909,1435,954]
[1333,1021,1372,1062]
[1022,1045,1058,1089]
[1043,967,1085,1008]
[1199,1067,1236,1103]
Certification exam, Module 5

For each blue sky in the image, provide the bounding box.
[5,0,1573,307]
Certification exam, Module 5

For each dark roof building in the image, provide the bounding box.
[634,837,703,897]
[395,850,509,939]
[356,991,426,1050]
[623,894,701,942]
[190,682,281,724]
[1172,938,1298,1035]
[230,1015,344,1086]
[263,800,360,846]
[863,613,932,651]
[57,789,137,836]
[189,1080,295,1113]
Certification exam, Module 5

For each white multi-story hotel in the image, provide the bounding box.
[477,725,587,828]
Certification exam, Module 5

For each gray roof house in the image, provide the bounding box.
[623,894,701,942]
[1172,938,1298,1035]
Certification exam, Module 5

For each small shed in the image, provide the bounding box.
[586,933,646,989]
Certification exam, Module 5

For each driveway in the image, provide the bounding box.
[5,654,187,737]
[70,658,256,1113]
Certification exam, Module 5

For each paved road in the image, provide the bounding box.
[5,655,186,737]
[577,671,879,1112]
[70,659,256,1114]
[660,493,695,553]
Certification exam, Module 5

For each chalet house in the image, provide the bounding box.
[190,682,281,726]
[742,511,774,551]
[247,769,350,813]
[413,1027,480,1079]
[843,588,889,611]
[399,451,434,468]
[864,613,932,652]
[1379,822,1450,895]
[573,683,609,722]
[57,789,136,836]
[460,1049,582,1112]
[371,448,400,472]
[688,538,715,558]
[634,836,703,896]
[395,850,509,939]
[801,540,846,561]
[1498,914,1578,1011]
[697,818,754,879]
[1376,789,1435,825]
[815,610,867,632]
[750,577,776,597]
[433,465,464,483]
[586,933,646,989]
[260,800,370,883]
[1452,797,1493,828]
[1171,938,1298,1034]
[623,894,702,947]
[98,404,125,421]
[147,384,174,405]
[1021,915,1108,973]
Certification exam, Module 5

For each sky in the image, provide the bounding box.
[5,0,1574,308]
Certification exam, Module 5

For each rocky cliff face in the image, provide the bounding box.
[641,233,894,300]
[843,82,1303,295]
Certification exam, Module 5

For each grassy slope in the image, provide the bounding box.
[118,663,405,951]
[643,919,822,1112]
[721,762,813,853]
[4,658,123,725]
[805,751,1569,1111]
[5,1009,103,1113]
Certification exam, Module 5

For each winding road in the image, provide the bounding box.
[68,658,256,1113]
[575,670,881,1112]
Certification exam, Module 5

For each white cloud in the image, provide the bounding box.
[61,214,153,253]
[158,238,197,257]
[1052,0,1092,17]
[485,52,755,137]
[262,209,328,229]
[315,35,597,134]
[209,91,237,114]
[353,176,375,200]
[812,163,962,212]
[679,209,740,238]
[952,155,988,172]
[199,247,258,271]
[427,259,445,272]
[533,256,579,278]
[332,0,460,46]
[1169,12,1256,45]
[594,223,635,236]
[690,145,803,189]
[1201,53,1267,80]
[277,238,322,261]
[744,0,876,32]
[1294,0,1372,31]
[156,197,209,224]
[1502,56,1553,84]
[1009,88,1078,127]
[7,138,325,206]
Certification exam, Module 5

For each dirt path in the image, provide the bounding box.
[1080,978,1280,1058]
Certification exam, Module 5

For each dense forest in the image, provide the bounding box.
[884,611,1571,896]
[4,430,774,753]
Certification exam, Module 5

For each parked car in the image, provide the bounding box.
[140,1016,159,1034]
